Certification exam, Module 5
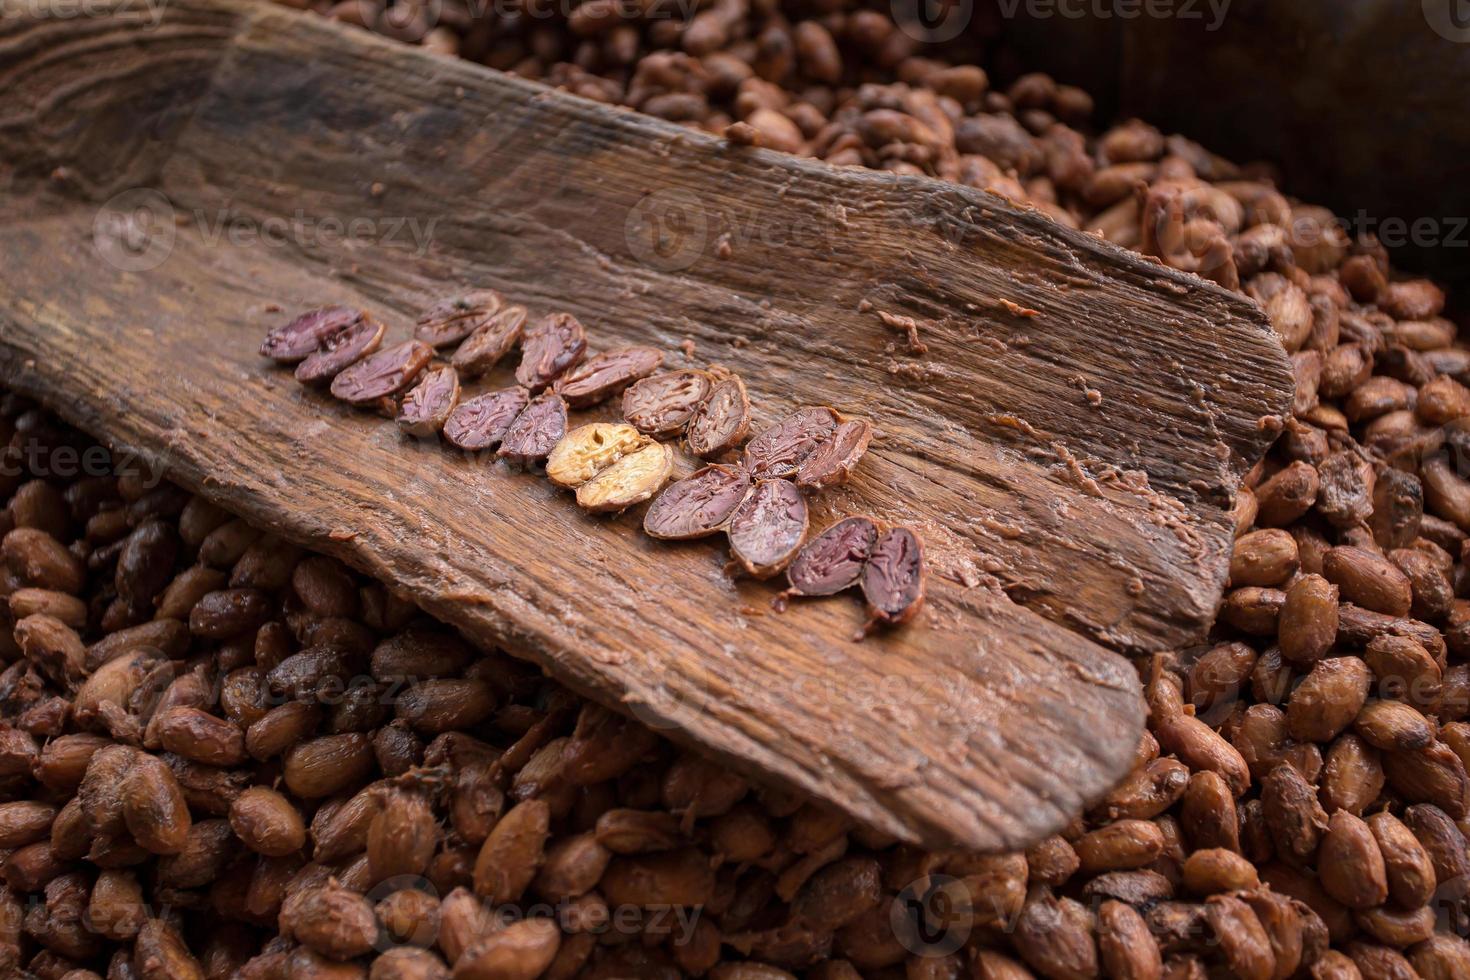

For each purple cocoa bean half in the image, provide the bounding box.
[443,388,531,451]
[330,340,434,406]
[786,517,878,597]
[396,365,461,437]
[686,374,751,459]
[643,465,752,540]
[727,479,808,578]
[498,393,568,469]
[795,419,873,491]
[742,407,839,479]
[622,371,712,437]
[414,290,505,348]
[294,318,386,386]
[261,306,364,363]
[555,348,666,408]
[452,305,528,379]
[861,526,926,626]
[516,313,587,391]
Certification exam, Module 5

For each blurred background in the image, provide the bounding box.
[994,0,1470,297]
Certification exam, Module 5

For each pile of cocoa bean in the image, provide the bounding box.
[0,0,1467,974]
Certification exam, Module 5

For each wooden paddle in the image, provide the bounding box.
[0,0,1291,849]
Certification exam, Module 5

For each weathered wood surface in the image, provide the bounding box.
[0,0,1292,848]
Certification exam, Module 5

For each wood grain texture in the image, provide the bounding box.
[0,0,1291,848]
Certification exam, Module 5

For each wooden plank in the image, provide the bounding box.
[0,0,1291,849]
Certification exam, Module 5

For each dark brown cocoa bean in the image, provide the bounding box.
[284,733,375,799]
[230,787,307,858]
[121,752,191,855]
[188,588,273,639]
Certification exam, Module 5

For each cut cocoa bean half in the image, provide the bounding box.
[795,418,873,491]
[576,442,674,513]
[687,374,751,459]
[396,364,461,437]
[743,406,840,479]
[644,465,753,540]
[547,423,648,489]
[554,347,665,408]
[294,317,386,386]
[260,306,364,363]
[330,340,434,406]
[414,290,505,348]
[516,313,587,391]
[786,516,878,597]
[443,387,530,452]
[861,526,926,626]
[622,370,712,437]
[452,305,528,379]
[727,478,808,578]
[497,393,568,469]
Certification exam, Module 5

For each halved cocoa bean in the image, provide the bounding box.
[743,406,839,478]
[330,340,434,406]
[516,313,587,391]
[260,306,363,363]
[452,305,528,378]
[728,479,808,578]
[414,290,505,348]
[861,526,925,625]
[687,374,751,459]
[644,465,752,540]
[294,317,385,385]
[498,393,568,469]
[796,418,873,490]
[397,364,461,437]
[547,423,648,489]
[623,371,712,436]
[575,442,674,513]
[787,517,878,597]
[444,387,530,451]
[555,348,665,408]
